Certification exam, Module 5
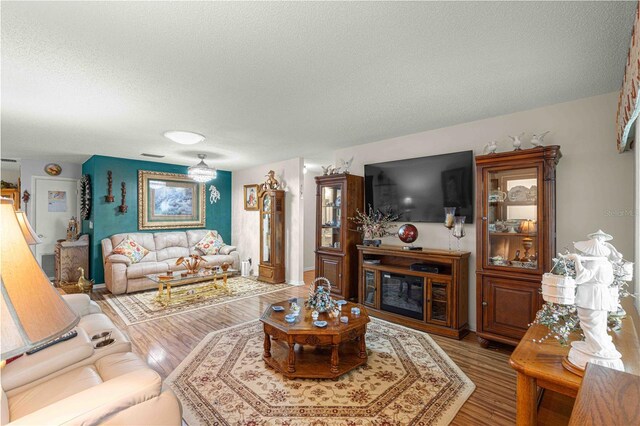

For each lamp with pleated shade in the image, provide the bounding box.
[1,198,79,360]
[15,210,42,245]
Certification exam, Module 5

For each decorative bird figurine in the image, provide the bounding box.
[483,140,499,154]
[77,267,94,295]
[530,131,550,147]
[336,156,354,174]
[321,165,334,176]
[509,133,525,151]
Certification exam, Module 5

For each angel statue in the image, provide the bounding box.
[562,230,626,372]
[509,132,525,151]
[530,131,550,147]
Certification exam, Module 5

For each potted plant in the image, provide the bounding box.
[349,205,399,247]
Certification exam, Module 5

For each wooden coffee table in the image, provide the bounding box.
[260,298,370,379]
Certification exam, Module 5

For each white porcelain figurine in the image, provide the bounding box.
[563,230,624,372]
[483,140,499,154]
[530,131,550,147]
[509,132,525,151]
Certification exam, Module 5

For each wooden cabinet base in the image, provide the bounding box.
[365,307,469,340]
[477,336,491,348]
[258,264,285,284]
[357,245,470,340]
[263,339,367,380]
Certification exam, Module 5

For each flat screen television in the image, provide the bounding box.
[364,150,474,223]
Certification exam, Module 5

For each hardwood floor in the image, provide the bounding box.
[93,272,570,425]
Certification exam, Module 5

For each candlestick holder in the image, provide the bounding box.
[443,207,456,250]
[452,216,466,251]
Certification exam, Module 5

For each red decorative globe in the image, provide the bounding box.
[398,224,418,244]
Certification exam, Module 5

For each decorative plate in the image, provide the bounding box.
[507,186,529,202]
[44,163,62,176]
[272,306,285,312]
[313,320,328,328]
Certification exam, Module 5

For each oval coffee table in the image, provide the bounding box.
[260,298,370,379]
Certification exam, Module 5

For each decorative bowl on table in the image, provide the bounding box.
[221,262,230,272]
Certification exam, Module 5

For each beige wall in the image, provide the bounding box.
[1,164,20,185]
[635,123,639,314]
[232,157,304,284]
[334,92,635,331]
[303,170,321,271]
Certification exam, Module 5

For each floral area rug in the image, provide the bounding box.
[165,318,475,425]
[103,276,293,325]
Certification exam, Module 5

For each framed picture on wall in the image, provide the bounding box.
[138,170,206,230]
[244,184,259,211]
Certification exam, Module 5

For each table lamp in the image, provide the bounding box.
[15,210,42,245]
[1,198,79,361]
[520,220,536,261]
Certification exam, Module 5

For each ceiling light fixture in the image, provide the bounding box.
[163,131,205,145]
[188,154,217,182]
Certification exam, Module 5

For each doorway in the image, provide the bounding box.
[32,176,80,278]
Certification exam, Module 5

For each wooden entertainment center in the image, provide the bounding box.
[357,245,470,339]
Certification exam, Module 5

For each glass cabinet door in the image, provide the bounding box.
[319,183,342,249]
[485,167,540,271]
[262,194,272,264]
[427,279,449,325]
[363,269,376,307]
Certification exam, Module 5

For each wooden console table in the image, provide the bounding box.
[357,245,470,339]
[509,298,640,426]
[569,363,640,426]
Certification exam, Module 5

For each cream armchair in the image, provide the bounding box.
[0,294,182,425]
[1,352,182,425]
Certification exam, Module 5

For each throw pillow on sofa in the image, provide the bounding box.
[195,231,225,255]
[112,236,149,264]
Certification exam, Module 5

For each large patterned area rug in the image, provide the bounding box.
[104,277,293,325]
[165,318,475,425]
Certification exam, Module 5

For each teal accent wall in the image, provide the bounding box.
[82,155,232,284]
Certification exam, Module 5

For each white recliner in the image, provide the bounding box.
[0,294,182,425]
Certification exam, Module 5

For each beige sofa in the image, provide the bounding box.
[101,229,238,294]
[1,294,182,425]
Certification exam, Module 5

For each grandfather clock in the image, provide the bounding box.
[258,189,285,283]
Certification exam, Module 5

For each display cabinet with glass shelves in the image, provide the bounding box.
[475,146,561,348]
[315,173,364,300]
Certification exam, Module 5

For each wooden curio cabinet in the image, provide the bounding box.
[259,190,285,284]
[475,146,561,347]
[315,173,364,300]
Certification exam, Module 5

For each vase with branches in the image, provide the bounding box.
[349,205,399,246]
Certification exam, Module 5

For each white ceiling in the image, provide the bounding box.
[1,1,635,170]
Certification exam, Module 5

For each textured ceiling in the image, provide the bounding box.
[1,1,635,170]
